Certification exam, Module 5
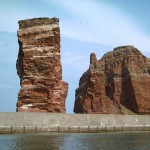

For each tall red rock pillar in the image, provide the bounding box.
[16,18,68,112]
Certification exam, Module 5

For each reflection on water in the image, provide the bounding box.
[0,132,150,150]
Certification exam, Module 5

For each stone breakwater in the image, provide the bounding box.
[0,113,150,134]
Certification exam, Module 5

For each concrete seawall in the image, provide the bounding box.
[0,112,150,133]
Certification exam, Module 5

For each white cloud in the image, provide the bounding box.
[53,0,150,53]
[1,0,150,52]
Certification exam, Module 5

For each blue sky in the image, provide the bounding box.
[0,0,150,113]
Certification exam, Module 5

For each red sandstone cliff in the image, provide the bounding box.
[16,18,68,112]
[74,46,150,114]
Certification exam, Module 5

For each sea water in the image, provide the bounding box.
[0,132,149,150]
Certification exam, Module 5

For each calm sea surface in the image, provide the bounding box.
[0,132,149,150]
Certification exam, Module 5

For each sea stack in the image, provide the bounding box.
[74,46,150,114]
[16,18,68,112]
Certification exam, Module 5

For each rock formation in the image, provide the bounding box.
[16,18,68,112]
[74,46,150,114]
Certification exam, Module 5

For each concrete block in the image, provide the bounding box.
[106,126,115,132]
[24,126,37,133]
[134,126,143,131]
[123,126,131,131]
[48,126,59,132]
[88,126,98,133]
[0,126,5,130]
[0,126,11,134]
[79,126,89,133]
[144,125,150,131]
[69,126,79,133]
[12,126,24,133]
[123,125,138,131]
[136,125,145,131]
[98,126,107,132]
[130,126,139,131]
[114,125,123,131]
[37,126,49,132]
[58,126,69,132]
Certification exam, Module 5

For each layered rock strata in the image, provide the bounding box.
[74,46,150,114]
[16,18,68,112]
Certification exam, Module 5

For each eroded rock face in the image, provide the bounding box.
[74,46,150,114]
[16,18,68,112]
